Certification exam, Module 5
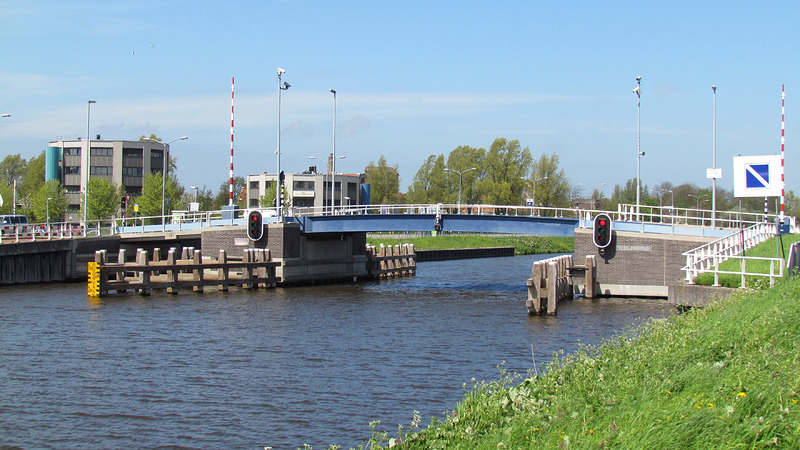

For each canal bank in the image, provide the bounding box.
[392,277,800,448]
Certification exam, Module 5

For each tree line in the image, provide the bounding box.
[363,137,800,217]
[2,135,797,223]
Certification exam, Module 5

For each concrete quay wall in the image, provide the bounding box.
[574,228,716,298]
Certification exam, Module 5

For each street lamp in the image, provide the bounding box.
[330,89,337,212]
[0,114,10,118]
[711,85,717,228]
[83,100,96,234]
[526,175,549,209]
[147,136,188,231]
[633,76,644,222]
[276,67,290,222]
[46,197,52,230]
[445,167,477,209]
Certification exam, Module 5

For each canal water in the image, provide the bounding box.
[0,254,673,449]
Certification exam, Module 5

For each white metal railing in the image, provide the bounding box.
[0,222,85,244]
[682,222,782,286]
[695,255,784,288]
[6,203,794,241]
[618,203,797,231]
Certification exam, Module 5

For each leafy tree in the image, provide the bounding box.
[19,151,46,199]
[260,183,277,208]
[82,177,123,221]
[407,154,448,204]
[365,155,401,204]
[0,181,14,215]
[192,185,214,211]
[213,176,246,209]
[32,180,67,223]
[445,145,484,204]
[0,154,27,186]
[478,138,532,205]
[527,152,570,207]
[138,172,184,220]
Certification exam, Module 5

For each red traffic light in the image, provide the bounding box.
[593,213,612,249]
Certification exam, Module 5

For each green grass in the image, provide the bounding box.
[366,235,573,256]
[694,234,800,288]
[355,277,800,449]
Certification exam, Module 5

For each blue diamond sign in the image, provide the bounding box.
[733,155,783,198]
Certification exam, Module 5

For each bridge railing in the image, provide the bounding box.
[617,203,796,231]
[681,222,780,285]
[0,222,85,243]
[293,203,587,218]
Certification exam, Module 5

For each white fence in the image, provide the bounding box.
[682,222,783,286]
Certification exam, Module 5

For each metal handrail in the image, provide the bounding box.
[681,222,779,285]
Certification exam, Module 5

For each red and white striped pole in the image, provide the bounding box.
[780,84,785,223]
[229,76,235,207]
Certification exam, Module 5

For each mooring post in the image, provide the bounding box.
[547,261,558,315]
[192,249,203,293]
[585,255,596,298]
[242,249,253,290]
[166,248,178,294]
[137,249,151,296]
[528,261,544,315]
[217,249,229,292]
[116,248,127,292]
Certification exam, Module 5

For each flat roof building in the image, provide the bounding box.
[46,139,170,211]
[247,165,366,211]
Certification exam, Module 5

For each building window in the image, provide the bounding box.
[90,166,112,175]
[123,148,143,158]
[64,166,80,174]
[122,167,143,176]
[90,148,113,157]
[294,180,314,190]
[65,185,81,193]
[64,147,81,156]
[250,181,259,190]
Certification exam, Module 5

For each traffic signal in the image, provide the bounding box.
[593,213,612,249]
[434,216,443,232]
[247,210,263,241]
[121,195,127,209]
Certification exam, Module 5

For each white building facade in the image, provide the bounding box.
[247,167,365,210]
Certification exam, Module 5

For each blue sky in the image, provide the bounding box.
[1,0,798,198]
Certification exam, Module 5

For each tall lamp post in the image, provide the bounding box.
[445,167,477,209]
[711,85,717,228]
[633,76,643,222]
[329,89,337,212]
[277,68,290,222]
[148,136,188,231]
[530,176,549,209]
[83,100,96,234]
[46,197,52,231]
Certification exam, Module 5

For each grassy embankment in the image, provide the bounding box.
[366,235,573,256]
[356,276,800,449]
[694,234,800,288]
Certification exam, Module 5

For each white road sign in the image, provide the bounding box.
[733,155,783,198]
